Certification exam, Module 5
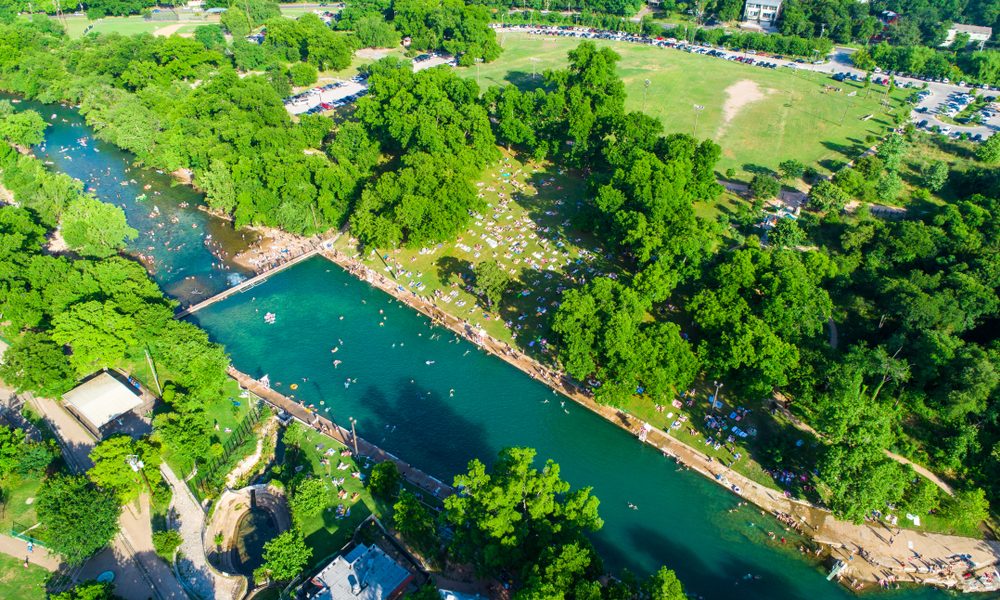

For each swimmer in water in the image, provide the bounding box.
[449,389,455,397]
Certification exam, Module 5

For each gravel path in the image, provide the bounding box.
[161,464,245,600]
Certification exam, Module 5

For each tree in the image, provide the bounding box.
[0,425,56,478]
[975,134,1000,163]
[807,180,849,212]
[368,460,401,500]
[921,160,949,192]
[939,488,989,533]
[407,585,441,600]
[768,218,806,248]
[87,435,161,503]
[50,581,115,600]
[52,301,137,374]
[0,331,76,396]
[473,260,511,310]
[778,159,806,180]
[289,62,318,87]
[749,173,781,199]
[60,195,137,258]
[254,529,312,582]
[152,529,182,561]
[393,490,438,555]
[37,474,121,565]
[876,172,903,203]
[443,447,602,578]
[646,566,686,600]
[0,102,47,147]
[289,477,329,525]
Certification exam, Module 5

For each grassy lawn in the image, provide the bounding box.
[460,33,909,179]
[279,425,379,568]
[0,476,42,534]
[333,149,606,356]
[59,15,213,38]
[0,553,48,600]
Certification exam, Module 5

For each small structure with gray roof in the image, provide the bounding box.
[299,544,413,600]
[62,371,145,438]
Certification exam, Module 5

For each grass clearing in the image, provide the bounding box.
[279,426,378,568]
[333,149,605,356]
[459,33,909,178]
[0,553,49,600]
[0,476,43,533]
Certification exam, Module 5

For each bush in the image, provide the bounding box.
[368,460,401,500]
[152,529,183,561]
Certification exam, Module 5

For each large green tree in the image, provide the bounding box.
[37,474,121,565]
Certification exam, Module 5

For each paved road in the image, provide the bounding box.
[25,394,190,599]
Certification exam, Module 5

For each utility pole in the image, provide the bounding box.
[711,380,724,412]
[642,79,651,113]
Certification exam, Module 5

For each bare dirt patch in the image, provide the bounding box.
[153,23,186,37]
[717,79,769,137]
[356,48,392,59]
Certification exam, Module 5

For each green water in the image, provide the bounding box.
[8,95,955,600]
[232,508,279,576]
[189,259,951,600]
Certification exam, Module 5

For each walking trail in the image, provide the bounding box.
[0,533,62,570]
[161,463,245,600]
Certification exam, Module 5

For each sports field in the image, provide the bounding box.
[460,33,909,177]
[60,15,206,38]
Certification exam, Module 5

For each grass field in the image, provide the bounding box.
[457,33,909,178]
[0,554,48,600]
[0,476,42,534]
[59,15,211,38]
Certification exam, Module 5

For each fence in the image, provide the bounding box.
[192,400,267,497]
[9,521,45,546]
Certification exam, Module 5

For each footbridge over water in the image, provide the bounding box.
[175,235,335,319]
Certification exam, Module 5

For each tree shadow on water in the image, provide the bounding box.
[352,380,495,478]
[611,524,815,600]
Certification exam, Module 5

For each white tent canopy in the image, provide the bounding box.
[63,372,143,431]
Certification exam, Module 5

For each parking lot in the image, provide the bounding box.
[911,87,999,140]
[283,52,457,115]
[284,76,368,115]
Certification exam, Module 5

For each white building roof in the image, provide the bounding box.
[748,0,782,7]
[309,544,411,600]
[951,24,992,37]
[63,372,143,430]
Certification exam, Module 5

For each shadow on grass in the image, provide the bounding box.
[504,70,552,92]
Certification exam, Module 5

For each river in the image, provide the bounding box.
[11,97,953,600]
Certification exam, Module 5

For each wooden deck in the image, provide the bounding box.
[227,366,453,502]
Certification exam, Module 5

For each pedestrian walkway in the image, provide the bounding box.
[161,463,245,600]
[26,393,96,472]
[0,533,62,571]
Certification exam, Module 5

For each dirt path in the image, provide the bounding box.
[26,394,95,473]
[153,23,187,37]
[225,416,277,488]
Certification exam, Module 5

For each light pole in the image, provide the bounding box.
[712,380,723,412]
[349,417,359,456]
[126,454,153,496]
[692,104,705,137]
[475,57,484,89]
[642,79,651,113]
